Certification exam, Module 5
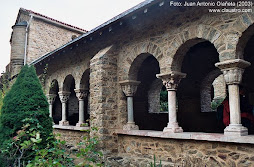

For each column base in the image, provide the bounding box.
[76,122,88,127]
[59,120,69,126]
[123,122,139,130]
[224,124,248,136]
[163,123,183,133]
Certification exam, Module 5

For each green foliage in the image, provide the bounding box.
[27,128,103,167]
[150,155,162,167]
[27,133,74,167]
[0,72,10,113]
[0,65,53,164]
[0,118,49,166]
[160,89,168,112]
[76,128,103,167]
[211,97,224,110]
[0,65,103,166]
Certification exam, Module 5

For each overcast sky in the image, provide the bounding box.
[0,0,144,73]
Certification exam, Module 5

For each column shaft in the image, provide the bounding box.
[58,91,70,126]
[49,104,53,118]
[62,102,67,122]
[119,80,140,130]
[156,71,186,133]
[127,96,134,123]
[79,100,85,124]
[228,85,241,125]
[168,90,177,124]
[215,59,250,136]
[75,89,88,127]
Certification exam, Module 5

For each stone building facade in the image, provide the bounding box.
[7,8,86,78]
[6,0,254,166]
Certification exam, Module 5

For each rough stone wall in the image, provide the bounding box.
[26,18,82,64]
[200,70,223,112]
[117,8,254,79]
[148,79,163,113]
[89,46,119,153]
[106,135,254,167]
[213,74,227,99]
[53,129,89,147]
[45,52,91,93]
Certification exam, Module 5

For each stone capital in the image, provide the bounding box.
[46,94,56,105]
[156,71,186,91]
[74,89,88,101]
[119,80,141,97]
[215,59,250,85]
[58,91,71,103]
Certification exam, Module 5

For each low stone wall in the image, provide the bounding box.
[53,128,89,147]
[106,135,254,167]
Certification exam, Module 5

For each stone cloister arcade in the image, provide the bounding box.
[45,22,254,136]
[46,69,90,127]
[28,3,254,165]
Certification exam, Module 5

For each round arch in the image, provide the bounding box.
[236,23,254,59]
[80,69,90,90]
[122,42,163,80]
[49,79,59,94]
[63,74,75,91]
[167,25,223,71]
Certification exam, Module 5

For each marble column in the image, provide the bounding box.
[156,71,186,133]
[46,94,56,118]
[215,59,251,136]
[58,91,71,126]
[74,89,89,127]
[119,80,140,130]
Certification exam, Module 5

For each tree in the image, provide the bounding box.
[0,65,53,164]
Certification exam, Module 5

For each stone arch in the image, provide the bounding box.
[124,42,163,80]
[168,25,222,71]
[200,69,226,113]
[128,53,161,81]
[47,79,62,124]
[80,69,90,90]
[48,79,59,94]
[236,23,254,60]
[63,74,75,91]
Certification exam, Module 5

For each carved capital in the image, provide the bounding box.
[156,71,186,91]
[215,59,250,85]
[222,68,244,85]
[46,94,56,105]
[119,80,141,97]
[74,89,88,101]
[58,91,71,103]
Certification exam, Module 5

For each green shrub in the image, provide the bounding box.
[211,97,224,110]
[0,65,53,165]
[160,89,168,112]
[0,72,10,114]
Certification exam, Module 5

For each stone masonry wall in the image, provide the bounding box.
[117,7,254,80]
[105,135,254,167]
[26,18,82,64]
[53,129,89,148]
[89,46,119,154]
